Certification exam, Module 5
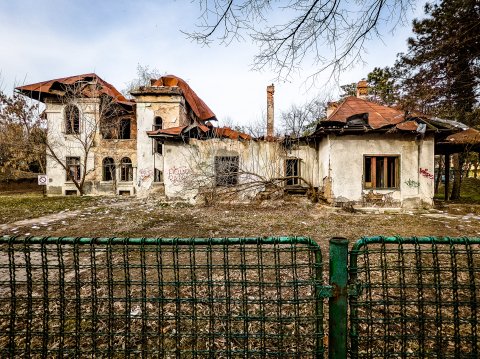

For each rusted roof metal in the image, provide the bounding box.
[151,75,216,122]
[326,96,404,129]
[147,124,251,141]
[395,120,420,131]
[15,73,134,107]
[445,128,480,144]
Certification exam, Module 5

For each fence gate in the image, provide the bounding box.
[0,236,326,358]
[348,236,480,358]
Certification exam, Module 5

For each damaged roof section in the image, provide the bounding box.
[15,73,134,109]
[135,75,216,122]
[147,123,251,141]
[314,96,461,136]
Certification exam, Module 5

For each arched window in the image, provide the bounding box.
[120,157,133,182]
[154,116,163,130]
[102,157,115,181]
[65,104,80,134]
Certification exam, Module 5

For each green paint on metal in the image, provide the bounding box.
[349,236,480,358]
[329,237,349,359]
[0,235,325,358]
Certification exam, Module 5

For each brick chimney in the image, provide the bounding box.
[356,80,368,99]
[266,84,275,138]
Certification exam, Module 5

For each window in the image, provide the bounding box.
[285,158,300,186]
[364,156,399,189]
[120,157,133,182]
[102,157,116,181]
[119,119,131,139]
[215,156,239,186]
[66,157,80,181]
[154,169,163,183]
[155,139,163,155]
[65,104,80,134]
[153,116,163,131]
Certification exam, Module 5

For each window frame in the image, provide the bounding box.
[285,158,301,186]
[118,119,131,139]
[65,156,81,181]
[102,157,116,181]
[363,155,400,189]
[120,157,133,182]
[64,104,80,135]
[153,116,163,131]
[214,156,240,187]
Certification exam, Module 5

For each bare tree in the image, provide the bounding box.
[280,98,326,137]
[122,64,165,98]
[186,0,414,81]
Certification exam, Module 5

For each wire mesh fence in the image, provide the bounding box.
[349,236,480,358]
[0,236,324,358]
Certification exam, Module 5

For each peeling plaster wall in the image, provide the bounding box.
[44,99,98,195]
[321,134,435,207]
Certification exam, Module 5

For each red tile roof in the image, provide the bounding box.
[327,96,405,129]
[445,128,480,144]
[16,73,133,107]
[152,75,216,122]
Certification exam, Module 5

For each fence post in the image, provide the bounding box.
[329,237,349,359]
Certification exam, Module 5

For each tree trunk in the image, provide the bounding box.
[449,153,465,200]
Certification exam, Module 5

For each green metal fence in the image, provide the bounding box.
[0,236,324,358]
[349,236,480,358]
[1,235,480,358]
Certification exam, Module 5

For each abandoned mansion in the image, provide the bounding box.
[16,73,467,208]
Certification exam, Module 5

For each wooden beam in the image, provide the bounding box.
[445,154,450,201]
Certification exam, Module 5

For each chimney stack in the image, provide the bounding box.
[266,84,275,138]
[356,80,368,99]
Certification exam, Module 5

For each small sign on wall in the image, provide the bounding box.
[38,175,48,186]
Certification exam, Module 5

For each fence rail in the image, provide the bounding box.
[0,236,324,358]
[349,236,480,358]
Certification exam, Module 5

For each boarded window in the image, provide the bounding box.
[215,156,239,186]
[65,105,80,134]
[102,157,116,181]
[285,158,300,186]
[364,156,399,189]
[120,157,133,182]
[66,157,81,181]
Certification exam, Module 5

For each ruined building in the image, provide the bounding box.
[17,74,462,208]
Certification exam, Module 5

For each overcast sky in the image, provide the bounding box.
[0,1,427,128]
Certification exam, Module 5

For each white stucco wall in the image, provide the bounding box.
[321,134,435,207]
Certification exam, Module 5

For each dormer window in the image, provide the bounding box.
[65,104,80,134]
[154,116,163,131]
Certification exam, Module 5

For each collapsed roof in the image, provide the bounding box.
[147,123,251,141]
[15,73,134,109]
[314,96,462,136]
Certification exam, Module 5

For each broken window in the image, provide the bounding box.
[119,119,131,139]
[154,116,163,131]
[102,157,116,181]
[364,156,399,189]
[155,139,163,155]
[215,156,239,186]
[66,157,81,181]
[65,104,80,134]
[120,157,133,182]
[285,158,300,186]
[154,169,163,183]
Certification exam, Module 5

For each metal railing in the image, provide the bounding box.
[0,236,324,358]
[349,236,480,358]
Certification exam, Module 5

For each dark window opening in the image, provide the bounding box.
[154,116,163,131]
[286,159,300,186]
[364,156,399,189]
[66,157,81,181]
[119,190,131,196]
[65,190,78,196]
[215,156,239,186]
[155,139,163,155]
[102,157,116,181]
[119,119,131,139]
[154,169,163,183]
[120,157,133,182]
[65,104,80,134]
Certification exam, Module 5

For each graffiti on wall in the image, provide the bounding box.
[168,166,190,184]
[405,179,420,188]
[139,168,153,181]
[419,168,434,180]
